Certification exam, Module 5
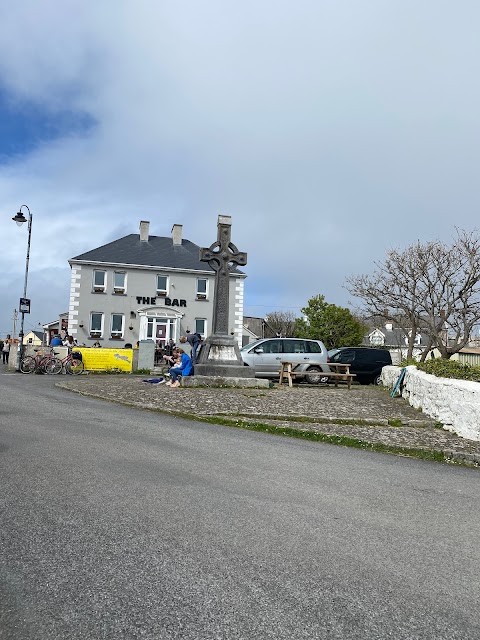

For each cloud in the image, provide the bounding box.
[1,1,480,336]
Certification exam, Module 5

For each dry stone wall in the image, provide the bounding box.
[381,365,480,441]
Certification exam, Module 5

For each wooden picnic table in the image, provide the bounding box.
[278,361,356,389]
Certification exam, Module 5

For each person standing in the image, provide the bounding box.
[180,330,202,364]
[2,335,11,364]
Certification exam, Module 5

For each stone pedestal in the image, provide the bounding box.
[194,335,254,378]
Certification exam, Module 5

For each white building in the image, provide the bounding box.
[68,221,246,347]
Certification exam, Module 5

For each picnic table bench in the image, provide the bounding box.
[278,361,356,389]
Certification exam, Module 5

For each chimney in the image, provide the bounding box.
[139,220,150,242]
[172,224,183,246]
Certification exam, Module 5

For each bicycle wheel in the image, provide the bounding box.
[44,357,62,375]
[66,358,84,375]
[20,356,36,374]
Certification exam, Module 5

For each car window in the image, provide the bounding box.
[354,350,371,362]
[332,349,355,363]
[259,339,283,354]
[282,340,305,354]
[306,341,321,353]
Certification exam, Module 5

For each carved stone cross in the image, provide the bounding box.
[199,215,247,336]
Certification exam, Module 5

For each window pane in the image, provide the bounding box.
[261,340,282,354]
[283,340,305,354]
[91,313,102,331]
[94,271,105,286]
[307,341,321,353]
[114,272,125,288]
[197,279,207,294]
[147,318,153,338]
[112,314,123,332]
[157,275,167,292]
[195,319,206,335]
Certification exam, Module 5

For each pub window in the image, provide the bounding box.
[111,313,124,338]
[93,270,106,293]
[156,275,168,296]
[195,318,206,337]
[90,312,104,336]
[196,278,208,299]
[113,272,126,294]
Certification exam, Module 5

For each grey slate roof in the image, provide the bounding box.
[71,234,244,274]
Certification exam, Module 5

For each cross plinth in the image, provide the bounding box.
[194,215,254,379]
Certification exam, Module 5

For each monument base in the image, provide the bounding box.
[182,375,270,389]
[195,334,254,378]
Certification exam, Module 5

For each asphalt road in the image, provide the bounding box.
[1,372,479,640]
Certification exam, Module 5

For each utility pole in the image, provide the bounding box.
[12,309,18,340]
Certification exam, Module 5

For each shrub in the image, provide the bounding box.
[401,358,480,382]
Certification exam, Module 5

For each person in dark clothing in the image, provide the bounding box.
[180,331,202,364]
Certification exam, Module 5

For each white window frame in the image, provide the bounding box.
[196,278,208,300]
[111,313,124,339]
[195,318,207,338]
[90,312,104,337]
[113,271,126,295]
[93,270,106,293]
[156,274,169,297]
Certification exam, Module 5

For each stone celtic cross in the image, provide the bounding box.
[199,215,247,336]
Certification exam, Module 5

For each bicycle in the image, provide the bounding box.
[61,350,84,375]
[20,348,63,375]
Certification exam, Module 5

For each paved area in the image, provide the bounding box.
[56,376,480,466]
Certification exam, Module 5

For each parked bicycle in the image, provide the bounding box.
[20,348,63,375]
[61,350,84,375]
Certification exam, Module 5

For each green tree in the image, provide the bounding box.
[295,295,367,349]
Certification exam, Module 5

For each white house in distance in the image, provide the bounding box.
[67,221,247,347]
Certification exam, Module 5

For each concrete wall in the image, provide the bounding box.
[381,365,480,441]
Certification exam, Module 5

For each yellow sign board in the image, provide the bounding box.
[75,348,133,372]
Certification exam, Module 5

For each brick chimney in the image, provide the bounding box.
[172,224,183,246]
[139,220,150,242]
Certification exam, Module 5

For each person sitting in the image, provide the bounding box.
[167,348,193,388]
[63,335,77,349]
[163,347,179,367]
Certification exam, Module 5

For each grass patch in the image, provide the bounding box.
[57,385,476,468]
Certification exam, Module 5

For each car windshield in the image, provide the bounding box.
[240,340,263,352]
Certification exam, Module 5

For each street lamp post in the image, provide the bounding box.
[12,205,33,371]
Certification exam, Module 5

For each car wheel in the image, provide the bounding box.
[373,374,382,386]
[305,366,324,384]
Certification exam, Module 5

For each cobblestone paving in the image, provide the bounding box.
[57,377,480,465]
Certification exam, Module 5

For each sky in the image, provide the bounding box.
[1,1,479,339]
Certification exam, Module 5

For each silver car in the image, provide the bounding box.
[240,337,328,383]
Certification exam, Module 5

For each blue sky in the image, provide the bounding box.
[1,1,480,338]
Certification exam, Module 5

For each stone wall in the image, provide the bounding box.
[381,365,480,441]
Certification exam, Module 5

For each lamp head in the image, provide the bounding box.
[12,211,28,226]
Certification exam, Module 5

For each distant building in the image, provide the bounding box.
[362,319,429,362]
[67,221,247,348]
[23,330,44,346]
[242,316,277,346]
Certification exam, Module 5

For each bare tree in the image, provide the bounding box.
[264,311,299,337]
[346,230,480,359]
